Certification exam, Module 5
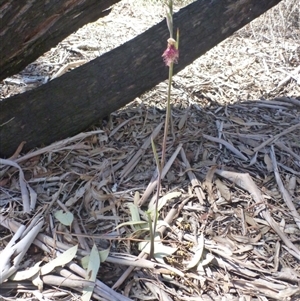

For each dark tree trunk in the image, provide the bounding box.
[0,0,282,157]
[0,0,120,81]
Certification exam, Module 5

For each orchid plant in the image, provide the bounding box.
[149,0,179,259]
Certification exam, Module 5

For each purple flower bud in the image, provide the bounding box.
[162,38,179,67]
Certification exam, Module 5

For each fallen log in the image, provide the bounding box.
[0,0,120,81]
[0,0,282,157]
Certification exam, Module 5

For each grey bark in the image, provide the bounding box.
[0,0,120,81]
[0,0,283,157]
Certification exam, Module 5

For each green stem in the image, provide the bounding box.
[149,62,173,260]
[147,211,154,259]
[161,63,173,170]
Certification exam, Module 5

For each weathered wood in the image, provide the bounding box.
[0,0,283,157]
[0,0,120,81]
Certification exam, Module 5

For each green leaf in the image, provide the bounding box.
[99,248,109,263]
[81,255,89,269]
[115,220,148,230]
[41,245,78,275]
[81,248,110,269]
[54,210,74,226]
[138,235,177,263]
[134,191,140,206]
[82,244,100,301]
[128,203,141,222]
[148,191,181,218]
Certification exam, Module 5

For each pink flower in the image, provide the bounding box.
[162,38,179,67]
